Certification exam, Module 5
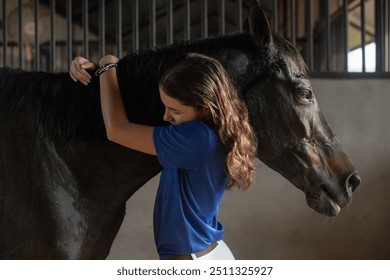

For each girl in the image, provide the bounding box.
[70,53,257,260]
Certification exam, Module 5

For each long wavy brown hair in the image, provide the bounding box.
[159,53,257,190]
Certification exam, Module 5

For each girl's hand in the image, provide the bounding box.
[69,56,98,86]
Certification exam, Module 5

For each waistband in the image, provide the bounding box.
[167,242,219,260]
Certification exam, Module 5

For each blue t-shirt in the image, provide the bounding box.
[153,121,227,260]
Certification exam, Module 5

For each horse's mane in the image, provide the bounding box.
[0,32,258,142]
[0,67,104,141]
[117,32,259,98]
[115,33,259,126]
[0,31,298,142]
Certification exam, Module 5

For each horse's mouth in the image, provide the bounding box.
[306,186,344,217]
[321,188,341,216]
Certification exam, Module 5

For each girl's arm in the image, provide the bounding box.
[98,55,156,155]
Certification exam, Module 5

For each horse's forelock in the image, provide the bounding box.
[273,35,309,79]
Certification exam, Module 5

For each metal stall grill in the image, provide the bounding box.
[1,0,389,77]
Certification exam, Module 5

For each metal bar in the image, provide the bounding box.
[50,0,56,71]
[3,0,8,66]
[375,0,383,71]
[67,0,73,71]
[18,0,23,68]
[83,0,89,58]
[382,0,386,71]
[305,0,313,70]
[361,0,366,72]
[133,0,139,51]
[201,0,208,38]
[324,0,330,71]
[384,0,389,71]
[166,0,173,45]
[350,21,374,37]
[237,0,242,31]
[283,0,287,38]
[388,0,390,71]
[99,0,105,58]
[34,0,40,70]
[116,0,122,58]
[219,0,225,35]
[150,0,156,47]
[273,0,278,33]
[343,0,348,71]
[184,0,191,40]
[291,0,296,46]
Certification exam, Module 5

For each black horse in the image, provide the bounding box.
[0,2,360,259]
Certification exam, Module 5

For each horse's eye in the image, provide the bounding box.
[297,89,313,102]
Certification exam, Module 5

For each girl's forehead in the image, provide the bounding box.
[159,88,184,109]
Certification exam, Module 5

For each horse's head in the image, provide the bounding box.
[232,2,361,216]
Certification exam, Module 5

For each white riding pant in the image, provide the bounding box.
[191,240,235,260]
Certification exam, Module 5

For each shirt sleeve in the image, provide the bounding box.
[153,121,213,170]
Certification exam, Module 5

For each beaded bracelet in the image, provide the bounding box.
[95,63,118,76]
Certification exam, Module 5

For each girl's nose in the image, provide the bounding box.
[163,108,171,122]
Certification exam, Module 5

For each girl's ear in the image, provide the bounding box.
[199,106,212,120]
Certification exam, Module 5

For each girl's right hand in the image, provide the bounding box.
[69,56,98,86]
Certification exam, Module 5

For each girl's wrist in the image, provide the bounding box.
[96,55,119,76]
[99,55,119,67]
[95,63,118,77]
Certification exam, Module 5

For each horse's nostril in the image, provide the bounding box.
[347,172,361,192]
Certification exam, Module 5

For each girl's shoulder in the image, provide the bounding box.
[178,120,213,131]
[155,121,220,151]
[154,121,222,169]
[176,121,218,140]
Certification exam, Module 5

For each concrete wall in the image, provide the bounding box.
[107,79,390,260]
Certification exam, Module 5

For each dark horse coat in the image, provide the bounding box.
[0,2,360,259]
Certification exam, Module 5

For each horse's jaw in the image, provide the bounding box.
[258,140,361,217]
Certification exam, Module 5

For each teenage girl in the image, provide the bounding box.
[70,53,257,260]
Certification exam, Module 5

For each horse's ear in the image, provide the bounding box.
[245,1,273,48]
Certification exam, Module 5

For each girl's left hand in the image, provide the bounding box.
[69,56,98,86]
